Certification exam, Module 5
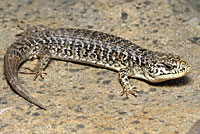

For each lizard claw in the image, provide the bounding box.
[121,86,138,98]
[19,67,47,80]
[33,71,47,81]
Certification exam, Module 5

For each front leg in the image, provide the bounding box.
[118,69,138,97]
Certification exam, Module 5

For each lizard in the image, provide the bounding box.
[4,26,190,110]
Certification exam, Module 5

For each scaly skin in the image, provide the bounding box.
[4,26,190,110]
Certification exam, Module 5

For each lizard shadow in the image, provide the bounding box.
[145,76,191,87]
[64,61,191,88]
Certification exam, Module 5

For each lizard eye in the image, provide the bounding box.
[165,64,173,70]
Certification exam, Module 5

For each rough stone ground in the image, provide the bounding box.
[0,0,199,134]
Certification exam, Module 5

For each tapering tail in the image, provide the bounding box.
[4,50,47,110]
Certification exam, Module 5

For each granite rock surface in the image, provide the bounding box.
[0,0,200,133]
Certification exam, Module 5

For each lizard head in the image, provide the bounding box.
[142,52,190,83]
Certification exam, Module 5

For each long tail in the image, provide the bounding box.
[4,50,47,110]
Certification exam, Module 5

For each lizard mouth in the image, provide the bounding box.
[152,70,190,83]
[148,63,190,83]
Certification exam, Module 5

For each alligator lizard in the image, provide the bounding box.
[4,26,190,110]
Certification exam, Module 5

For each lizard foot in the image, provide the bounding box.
[121,85,139,98]
[19,67,47,80]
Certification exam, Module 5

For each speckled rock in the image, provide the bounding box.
[0,0,200,134]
